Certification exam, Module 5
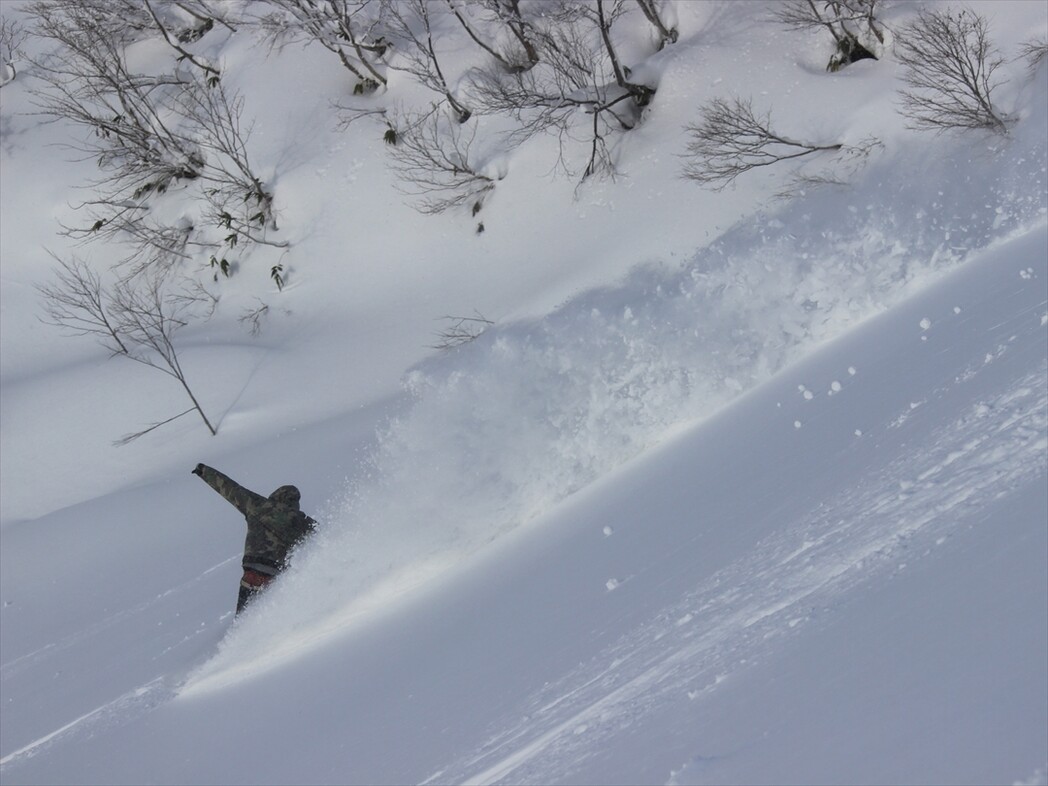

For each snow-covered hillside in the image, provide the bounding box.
[1,1,1046,784]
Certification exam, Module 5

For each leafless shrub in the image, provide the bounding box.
[385,0,472,122]
[81,214,202,281]
[1019,37,1047,73]
[26,0,234,60]
[0,14,28,87]
[239,299,270,336]
[174,0,241,35]
[774,0,885,71]
[140,0,221,82]
[38,255,219,441]
[896,7,1008,134]
[26,0,281,281]
[26,0,287,440]
[466,0,656,181]
[594,0,657,106]
[338,0,665,206]
[334,102,392,137]
[386,105,497,214]
[430,311,493,351]
[635,0,678,50]
[445,0,539,73]
[28,1,202,199]
[108,271,218,442]
[255,0,388,94]
[774,135,883,198]
[38,253,132,354]
[682,97,846,190]
[174,80,283,244]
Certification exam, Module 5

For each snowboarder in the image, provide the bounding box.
[192,463,317,615]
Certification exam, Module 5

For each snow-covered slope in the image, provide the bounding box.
[3,213,1045,786]
[1,1,1046,784]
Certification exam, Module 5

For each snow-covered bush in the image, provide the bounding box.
[774,0,887,72]
[334,0,673,213]
[463,0,659,182]
[25,0,280,280]
[25,0,282,441]
[255,0,389,95]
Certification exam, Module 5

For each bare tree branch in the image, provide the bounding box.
[239,299,270,336]
[26,0,283,283]
[682,96,844,190]
[37,255,219,439]
[171,80,286,246]
[635,0,677,50]
[385,0,471,122]
[774,135,882,198]
[445,0,517,73]
[110,272,218,435]
[386,104,496,214]
[37,253,131,354]
[774,0,882,71]
[596,0,655,105]
[0,14,28,87]
[114,407,195,446]
[1019,37,1047,74]
[446,0,539,72]
[142,0,221,82]
[255,0,388,93]
[175,0,240,34]
[429,311,493,351]
[896,7,1008,134]
[463,0,656,182]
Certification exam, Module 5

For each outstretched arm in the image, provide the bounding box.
[192,464,266,516]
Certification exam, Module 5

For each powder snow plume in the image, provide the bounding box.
[184,75,1047,692]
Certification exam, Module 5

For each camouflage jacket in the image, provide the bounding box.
[196,464,316,575]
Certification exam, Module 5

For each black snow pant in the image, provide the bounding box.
[237,568,274,615]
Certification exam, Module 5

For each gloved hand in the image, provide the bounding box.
[192,463,204,476]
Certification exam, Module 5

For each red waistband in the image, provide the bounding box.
[241,568,275,588]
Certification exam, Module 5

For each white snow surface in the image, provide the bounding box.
[1,1,1046,784]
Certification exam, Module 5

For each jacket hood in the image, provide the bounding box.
[269,485,301,509]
